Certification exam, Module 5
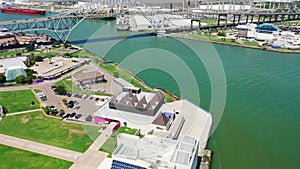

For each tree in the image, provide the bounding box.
[55,85,67,95]
[113,71,119,78]
[63,41,71,48]
[25,76,33,84]
[0,74,6,83]
[62,99,68,105]
[217,31,226,36]
[52,41,61,48]
[47,54,54,64]
[85,115,93,122]
[25,45,34,51]
[42,106,50,115]
[35,56,43,62]
[59,109,65,117]
[15,75,26,83]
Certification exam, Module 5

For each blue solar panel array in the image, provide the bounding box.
[111,160,147,169]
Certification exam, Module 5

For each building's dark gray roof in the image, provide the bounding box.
[256,23,280,31]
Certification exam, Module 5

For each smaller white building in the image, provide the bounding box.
[236,23,257,38]
[72,70,104,87]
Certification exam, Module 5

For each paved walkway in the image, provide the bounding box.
[70,125,114,169]
[0,134,83,162]
[5,109,42,116]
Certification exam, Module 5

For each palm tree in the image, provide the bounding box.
[47,54,54,64]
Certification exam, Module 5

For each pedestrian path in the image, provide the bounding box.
[0,134,83,162]
[5,109,42,116]
[70,125,114,169]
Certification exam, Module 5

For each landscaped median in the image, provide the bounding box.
[0,111,100,152]
[0,144,72,169]
[0,90,40,114]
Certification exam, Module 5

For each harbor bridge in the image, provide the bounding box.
[0,13,116,42]
[1,11,300,42]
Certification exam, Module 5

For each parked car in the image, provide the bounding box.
[67,103,74,108]
[74,106,80,110]
[70,112,76,118]
[63,113,71,119]
[50,105,57,110]
[75,114,82,119]
[73,101,79,105]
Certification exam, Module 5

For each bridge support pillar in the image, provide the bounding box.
[258,15,261,24]
[274,14,278,23]
[281,14,285,22]
[269,15,272,23]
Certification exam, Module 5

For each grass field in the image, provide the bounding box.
[54,76,81,93]
[99,126,137,157]
[0,90,40,113]
[0,144,72,169]
[0,111,100,152]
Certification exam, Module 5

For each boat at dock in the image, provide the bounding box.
[0,7,46,15]
[157,30,167,37]
[116,15,130,31]
[0,28,14,39]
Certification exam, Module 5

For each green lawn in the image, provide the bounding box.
[0,111,101,152]
[33,89,42,93]
[99,126,137,157]
[0,90,40,113]
[0,50,28,57]
[201,19,218,26]
[35,52,60,57]
[54,76,81,93]
[0,144,72,169]
[243,41,259,47]
[99,63,153,92]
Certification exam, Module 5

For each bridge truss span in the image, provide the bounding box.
[0,16,85,42]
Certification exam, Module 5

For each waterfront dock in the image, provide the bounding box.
[199,149,213,169]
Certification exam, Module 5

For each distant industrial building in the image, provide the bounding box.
[133,15,153,31]
[72,70,104,87]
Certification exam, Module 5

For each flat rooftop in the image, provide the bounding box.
[167,100,212,149]
[113,134,198,168]
[114,78,134,88]
[94,98,174,132]
[72,71,103,81]
[0,57,27,73]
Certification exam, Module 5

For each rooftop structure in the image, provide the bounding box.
[112,134,199,169]
[109,90,165,116]
[114,78,135,88]
[72,70,104,87]
[0,57,27,74]
[255,23,281,41]
[256,23,281,32]
[5,66,27,82]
